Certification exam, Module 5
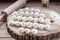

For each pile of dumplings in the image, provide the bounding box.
[9,8,52,34]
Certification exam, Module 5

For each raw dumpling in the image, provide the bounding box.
[39,24,45,30]
[24,8,30,12]
[15,21,20,26]
[39,13,45,18]
[33,12,39,18]
[30,8,35,12]
[33,23,39,28]
[9,21,15,26]
[24,11,30,17]
[18,9,24,13]
[33,18,39,23]
[11,11,18,16]
[17,16,22,21]
[19,11,24,16]
[20,22,26,27]
[18,27,25,33]
[35,9,40,13]
[22,17,27,22]
[45,19,51,24]
[31,29,38,34]
[39,18,45,23]
[24,28,31,33]
[26,22,32,28]
[45,25,51,30]
[29,12,34,17]
[11,15,17,21]
[27,17,33,22]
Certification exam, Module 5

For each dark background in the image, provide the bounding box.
[29,0,60,2]
[0,0,60,2]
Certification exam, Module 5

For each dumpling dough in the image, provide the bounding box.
[24,11,30,17]
[24,28,31,33]
[19,11,24,16]
[9,21,15,26]
[18,9,24,13]
[17,16,22,21]
[39,24,45,30]
[20,22,26,27]
[45,25,51,30]
[35,9,40,13]
[11,15,17,21]
[18,27,25,33]
[45,19,51,24]
[33,12,39,18]
[39,18,45,23]
[31,29,38,34]
[11,11,18,16]
[22,17,27,22]
[29,12,34,17]
[30,8,35,12]
[24,8,30,12]
[27,17,33,22]
[26,22,32,28]
[33,18,39,23]
[15,21,20,26]
[33,23,39,28]
[39,13,45,18]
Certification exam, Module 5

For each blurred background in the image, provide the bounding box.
[0,0,60,2]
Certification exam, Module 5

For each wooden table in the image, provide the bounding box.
[0,2,60,40]
[0,2,15,40]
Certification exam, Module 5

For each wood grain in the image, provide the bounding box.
[0,2,15,40]
[0,38,15,40]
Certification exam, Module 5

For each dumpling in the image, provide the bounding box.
[35,9,40,13]
[9,21,15,26]
[22,17,27,22]
[29,12,34,17]
[26,22,32,28]
[24,28,31,33]
[20,22,26,27]
[15,21,20,26]
[18,27,25,33]
[39,18,45,23]
[24,11,30,17]
[31,29,38,34]
[33,18,38,23]
[11,15,17,21]
[33,12,39,18]
[39,13,45,18]
[30,8,35,12]
[18,9,24,13]
[17,16,22,21]
[38,24,44,30]
[45,19,51,24]
[19,11,24,16]
[45,25,51,30]
[33,23,39,28]
[11,11,18,16]
[24,8,30,12]
[27,17,33,22]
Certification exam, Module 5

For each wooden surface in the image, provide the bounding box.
[0,2,15,40]
[0,2,60,40]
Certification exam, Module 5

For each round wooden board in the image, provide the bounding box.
[7,8,60,40]
[6,24,60,40]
